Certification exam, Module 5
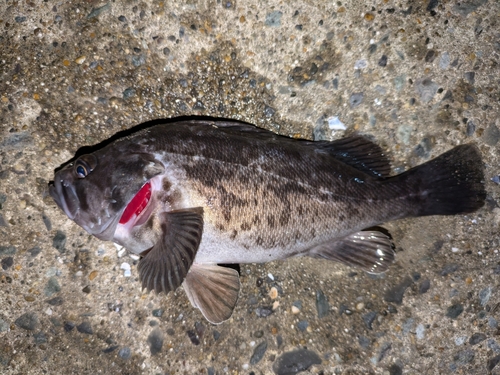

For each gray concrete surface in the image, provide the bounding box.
[1,1,499,374]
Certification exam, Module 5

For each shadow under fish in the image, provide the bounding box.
[49,119,486,324]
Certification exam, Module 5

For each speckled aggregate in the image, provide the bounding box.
[1,1,500,374]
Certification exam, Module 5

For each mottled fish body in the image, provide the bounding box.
[50,120,485,323]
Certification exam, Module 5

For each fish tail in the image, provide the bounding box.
[393,144,486,216]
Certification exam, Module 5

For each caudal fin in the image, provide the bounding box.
[394,144,486,216]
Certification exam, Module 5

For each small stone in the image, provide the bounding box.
[187,330,200,345]
[213,330,220,341]
[120,262,131,277]
[354,59,368,69]
[87,3,111,19]
[148,328,163,355]
[378,342,392,362]
[44,276,61,297]
[488,354,500,371]
[394,75,406,92]
[152,308,163,317]
[297,320,309,331]
[15,312,39,331]
[0,318,9,332]
[88,270,98,281]
[358,335,370,349]
[1,257,13,270]
[75,56,86,64]
[46,296,63,306]
[264,105,276,118]
[419,279,431,294]
[34,332,47,345]
[122,88,136,99]
[466,120,476,136]
[362,311,377,330]
[439,52,450,69]
[193,101,205,111]
[384,276,413,304]
[452,0,488,17]
[52,231,66,253]
[0,246,16,256]
[77,321,93,335]
[28,246,41,257]
[488,339,500,353]
[453,349,475,366]
[255,306,273,318]
[378,55,388,67]
[254,330,264,339]
[272,349,321,375]
[250,340,267,365]
[118,347,131,359]
[483,124,500,146]
[102,345,119,354]
[265,11,282,27]
[276,335,283,348]
[440,263,459,276]
[469,332,487,345]
[387,364,403,375]
[0,214,7,227]
[316,290,329,318]
[131,55,146,67]
[415,138,433,158]
[339,304,352,316]
[118,15,127,22]
[64,321,75,332]
[416,324,425,339]
[402,318,415,335]
[479,286,492,306]
[268,287,278,299]
[415,78,439,103]
[42,214,52,231]
[15,16,27,23]
[446,304,464,319]
[82,286,91,294]
[349,92,364,108]
[464,72,475,85]
[425,50,436,63]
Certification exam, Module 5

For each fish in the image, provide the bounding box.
[49,119,486,324]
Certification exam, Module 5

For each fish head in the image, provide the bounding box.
[50,145,165,241]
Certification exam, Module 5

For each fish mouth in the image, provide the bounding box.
[118,181,153,228]
[49,178,78,220]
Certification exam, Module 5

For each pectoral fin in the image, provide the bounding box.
[183,264,240,324]
[309,230,395,274]
[137,207,204,294]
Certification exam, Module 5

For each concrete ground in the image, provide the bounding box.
[1,0,499,374]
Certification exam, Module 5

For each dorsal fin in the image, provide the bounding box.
[313,135,391,178]
[195,121,391,178]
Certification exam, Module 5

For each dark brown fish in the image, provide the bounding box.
[49,119,486,323]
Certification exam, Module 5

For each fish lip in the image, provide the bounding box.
[49,178,76,220]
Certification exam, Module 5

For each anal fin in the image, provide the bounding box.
[183,264,240,324]
[309,230,395,274]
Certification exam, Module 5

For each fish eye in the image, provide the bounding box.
[74,154,97,179]
[75,161,90,178]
